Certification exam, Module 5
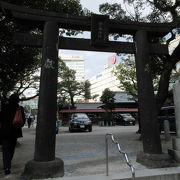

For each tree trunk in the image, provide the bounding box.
[156,61,173,111]
[70,94,75,109]
[156,43,180,112]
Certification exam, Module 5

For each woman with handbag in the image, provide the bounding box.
[0,93,26,175]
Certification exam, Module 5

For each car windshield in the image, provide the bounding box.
[121,114,131,117]
[72,113,89,120]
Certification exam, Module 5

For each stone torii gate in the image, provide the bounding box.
[0,1,175,179]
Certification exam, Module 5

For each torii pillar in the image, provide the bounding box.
[135,30,172,167]
[22,22,64,179]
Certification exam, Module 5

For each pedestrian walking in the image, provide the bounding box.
[0,93,26,175]
[27,116,32,128]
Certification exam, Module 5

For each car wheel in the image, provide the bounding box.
[89,127,92,132]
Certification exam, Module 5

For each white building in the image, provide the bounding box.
[89,56,131,102]
[23,54,85,108]
[59,54,85,82]
[89,35,180,102]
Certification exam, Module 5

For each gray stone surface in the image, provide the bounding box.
[136,151,174,168]
[0,125,178,180]
[170,80,180,162]
[21,158,64,179]
[164,120,171,141]
[44,167,180,180]
[172,137,180,150]
[173,81,180,138]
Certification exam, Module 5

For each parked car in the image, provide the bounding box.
[114,113,136,126]
[158,106,176,132]
[69,113,92,132]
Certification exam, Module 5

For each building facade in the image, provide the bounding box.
[89,56,132,102]
[22,54,85,110]
[89,64,120,98]
[59,54,85,82]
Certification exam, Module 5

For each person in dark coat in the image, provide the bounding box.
[0,94,25,175]
[27,116,32,128]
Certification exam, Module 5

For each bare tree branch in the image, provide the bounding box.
[20,93,39,101]
[167,30,176,44]
[151,0,180,20]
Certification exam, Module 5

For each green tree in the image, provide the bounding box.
[114,55,162,101]
[114,55,138,102]
[99,0,180,111]
[100,88,115,125]
[15,73,40,100]
[82,80,91,102]
[0,0,84,102]
[57,96,70,110]
[57,60,85,109]
[91,94,99,102]
[114,50,179,134]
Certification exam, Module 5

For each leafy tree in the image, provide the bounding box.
[23,104,31,114]
[15,73,40,100]
[100,88,115,125]
[57,60,85,109]
[0,0,84,103]
[114,55,138,102]
[82,80,91,102]
[57,96,70,110]
[100,88,115,111]
[114,55,164,101]
[99,0,180,111]
[75,99,85,103]
[91,94,99,102]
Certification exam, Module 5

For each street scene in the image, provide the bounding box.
[1,0,180,179]
[0,125,174,179]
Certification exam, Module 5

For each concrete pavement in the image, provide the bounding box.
[45,167,180,180]
[0,125,179,180]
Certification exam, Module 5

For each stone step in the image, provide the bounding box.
[46,166,180,180]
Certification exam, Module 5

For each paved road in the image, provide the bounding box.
[56,125,143,176]
[0,125,173,179]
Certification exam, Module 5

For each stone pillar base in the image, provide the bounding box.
[136,151,175,168]
[21,158,64,180]
[168,149,180,162]
[172,137,180,150]
[168,137,180,162]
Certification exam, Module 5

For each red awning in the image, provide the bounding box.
[60,108,138,113]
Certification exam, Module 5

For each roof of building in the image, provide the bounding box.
[60,108,138,113]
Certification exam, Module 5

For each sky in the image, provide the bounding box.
[59,0,122,79]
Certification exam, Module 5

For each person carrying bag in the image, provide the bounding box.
[12,106,24,128]
[0,94,26,175]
